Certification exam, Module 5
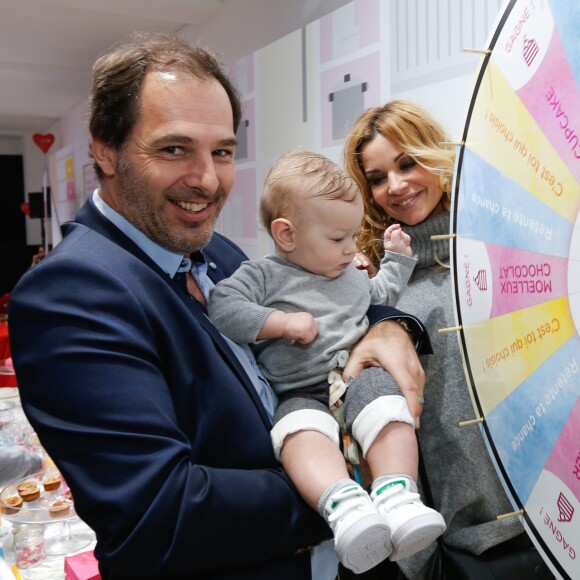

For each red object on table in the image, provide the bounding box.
[64,550,101,580]
[0,293,9,315]
[0,321,9,360]
[0,322,17,388]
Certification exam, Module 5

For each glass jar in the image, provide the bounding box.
[13,523,46,569]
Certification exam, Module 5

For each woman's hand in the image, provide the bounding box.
[353,252,378,278]
[343,320,425,428]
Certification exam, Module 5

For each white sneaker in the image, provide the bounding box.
[325,485,393,574]
[371,477,446,561]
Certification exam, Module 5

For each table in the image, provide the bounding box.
[0,519,97,579]
[0,388,98,579]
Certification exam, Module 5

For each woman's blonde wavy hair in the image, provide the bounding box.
[343,100,456,265]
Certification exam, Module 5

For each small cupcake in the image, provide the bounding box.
[2,495,23,514]
[17,481,40,502]
[49,499,71,518]
[43,474,62,492]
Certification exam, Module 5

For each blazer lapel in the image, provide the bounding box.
[73,199,272,427]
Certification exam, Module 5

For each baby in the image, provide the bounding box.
[208,150,445,574]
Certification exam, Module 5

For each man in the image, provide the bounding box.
[9,32,428,579]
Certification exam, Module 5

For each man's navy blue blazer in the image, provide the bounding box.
[9,197,428,579]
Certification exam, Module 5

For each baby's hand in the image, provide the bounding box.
[283,312,319,344]
[384,224,412,257]
[354,252,378,278]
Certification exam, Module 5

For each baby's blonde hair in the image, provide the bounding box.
[260,150,360,236]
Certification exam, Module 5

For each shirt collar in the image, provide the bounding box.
[92,189,189,278]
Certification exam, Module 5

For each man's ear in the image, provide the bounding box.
[271,218,296,251]
[90,138,117,178]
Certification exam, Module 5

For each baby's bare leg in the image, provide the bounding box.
[365,421,418,481]
[277,423,392,574]
[280,430,350,510]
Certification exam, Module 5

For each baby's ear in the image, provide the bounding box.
[271,218,296,251]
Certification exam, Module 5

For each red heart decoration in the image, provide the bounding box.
[33,133,55,154]
[20,202,30,216]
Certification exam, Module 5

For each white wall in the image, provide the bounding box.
[43,0,355,246]
[44,0,504,252]
[388,0,504,139]
[0,136,22,155]
[182,0,353,64]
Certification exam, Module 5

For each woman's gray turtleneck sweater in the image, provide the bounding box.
[394,212,524,579]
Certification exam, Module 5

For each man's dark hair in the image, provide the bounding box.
[89,31,242,179]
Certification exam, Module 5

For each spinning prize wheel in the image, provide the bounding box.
[450,1,580,578]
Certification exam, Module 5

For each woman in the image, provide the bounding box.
[342,100,552,579]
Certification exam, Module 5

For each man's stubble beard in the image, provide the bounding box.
[116,156,221,254]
